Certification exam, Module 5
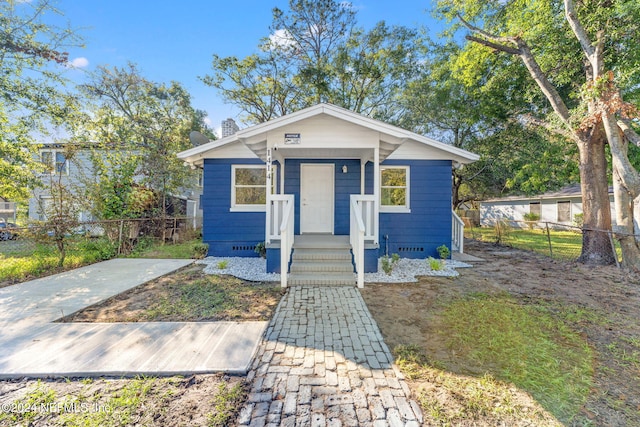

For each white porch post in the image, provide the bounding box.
[265,148,272,244]
[373,147,379,245]
[360,159,365,195]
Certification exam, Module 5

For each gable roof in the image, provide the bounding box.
[178,103,479,165]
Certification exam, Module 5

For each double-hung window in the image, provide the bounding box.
[231,165,267,211]
[41,150,68,175]
[380,166,410,212]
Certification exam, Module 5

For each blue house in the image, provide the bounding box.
[178,104,478,287]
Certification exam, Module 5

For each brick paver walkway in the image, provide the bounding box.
[239,286,423,426]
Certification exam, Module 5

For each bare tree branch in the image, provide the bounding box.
[618,118,640,147]
[465,35,520,55]
[458,13,574,129]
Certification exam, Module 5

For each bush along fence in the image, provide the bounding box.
[466,220,623,265]
[0,217,199,259]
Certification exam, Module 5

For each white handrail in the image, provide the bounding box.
[350,195,366,288]
[452,210,464,253]
[279,195,295,288]
[267,195,291,243]
[351,195,376,242]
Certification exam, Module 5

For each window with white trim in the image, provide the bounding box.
[557,201,571,222]
[231,165,267,211]
[380,166,410,212]
[41,150,68,175]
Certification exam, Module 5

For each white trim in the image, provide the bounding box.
[379,166,411,213]
[177,103,479,164]
[40,149,69,175]
[231,165,267,212]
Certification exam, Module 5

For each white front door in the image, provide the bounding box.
[300,164,334,234]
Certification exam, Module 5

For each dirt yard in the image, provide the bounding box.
[362,240,640,426]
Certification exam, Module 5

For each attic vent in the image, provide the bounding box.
[398,247,425,252]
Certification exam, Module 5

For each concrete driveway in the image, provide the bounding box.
[0,259,267,378]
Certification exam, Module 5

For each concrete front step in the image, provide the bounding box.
[288,241,356,286]
[292,248,352,261]
[287,272,356,286]
[290,261,354,273]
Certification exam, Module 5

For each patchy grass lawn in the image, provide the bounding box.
[0,238,207,288]
[59,264,282,323]
[127,238,208,259]
[0,375,245,427]
[0,238,117,287]
[362,240,640,426]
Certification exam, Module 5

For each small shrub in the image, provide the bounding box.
[216,260,229,269]
[254,242,266,258]
[428,256,443,271]
[493,220,511,245]
[381,253,400,275]
[573,213,584,228]
[523,212,541,229]
[436,245,450,260]
[193,242,209,259]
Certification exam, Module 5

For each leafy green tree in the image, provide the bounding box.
[0,0,81,201]
[73,64,208,220]
[202,0,424,124]
[401,43,580,208]
[436,0,640,267]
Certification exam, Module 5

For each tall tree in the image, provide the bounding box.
[72,64,207,220]
[0,0,81,201]
[401,43,580,207]
[437,0,640,267]
[202,0,423,124]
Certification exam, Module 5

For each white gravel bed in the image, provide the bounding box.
[364,258,471,283]
[198,256,470,283]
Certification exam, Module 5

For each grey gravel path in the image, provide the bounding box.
[239,286,423,427]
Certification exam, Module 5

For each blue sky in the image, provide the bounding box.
[57,1,444,135]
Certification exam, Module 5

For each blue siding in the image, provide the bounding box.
[284,159,361,235]
[378,160,452,259]
[201,158,265,257]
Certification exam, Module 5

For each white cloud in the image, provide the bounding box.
[69,57,89,68]
[203,117,212,127]
[267,29,296,51]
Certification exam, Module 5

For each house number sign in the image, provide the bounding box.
[284,133,301,145]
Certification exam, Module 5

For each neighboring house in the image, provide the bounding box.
[480,184,616,227]
[0,198,17,223]
[178,103,479,284]
[28,143,203,225]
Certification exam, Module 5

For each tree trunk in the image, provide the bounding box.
[576,128,616,265]
[612,170,640,270]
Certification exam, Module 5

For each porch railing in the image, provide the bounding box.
[267,195,292,244]
[350,195,375,288]
[351,195,376,242]
[272,194,295,288]
[452,210,464,253]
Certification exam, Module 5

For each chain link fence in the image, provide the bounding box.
[465,220,623,265]
[0,217,199,258]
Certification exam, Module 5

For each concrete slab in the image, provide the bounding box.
[452,252,485,262]
[0,259,269,378]
[0,322,267,378]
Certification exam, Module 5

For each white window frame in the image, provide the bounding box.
[41,149,69,175]
[231,165,268,212]
[380,166,410,213]
[557,200,571,222]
